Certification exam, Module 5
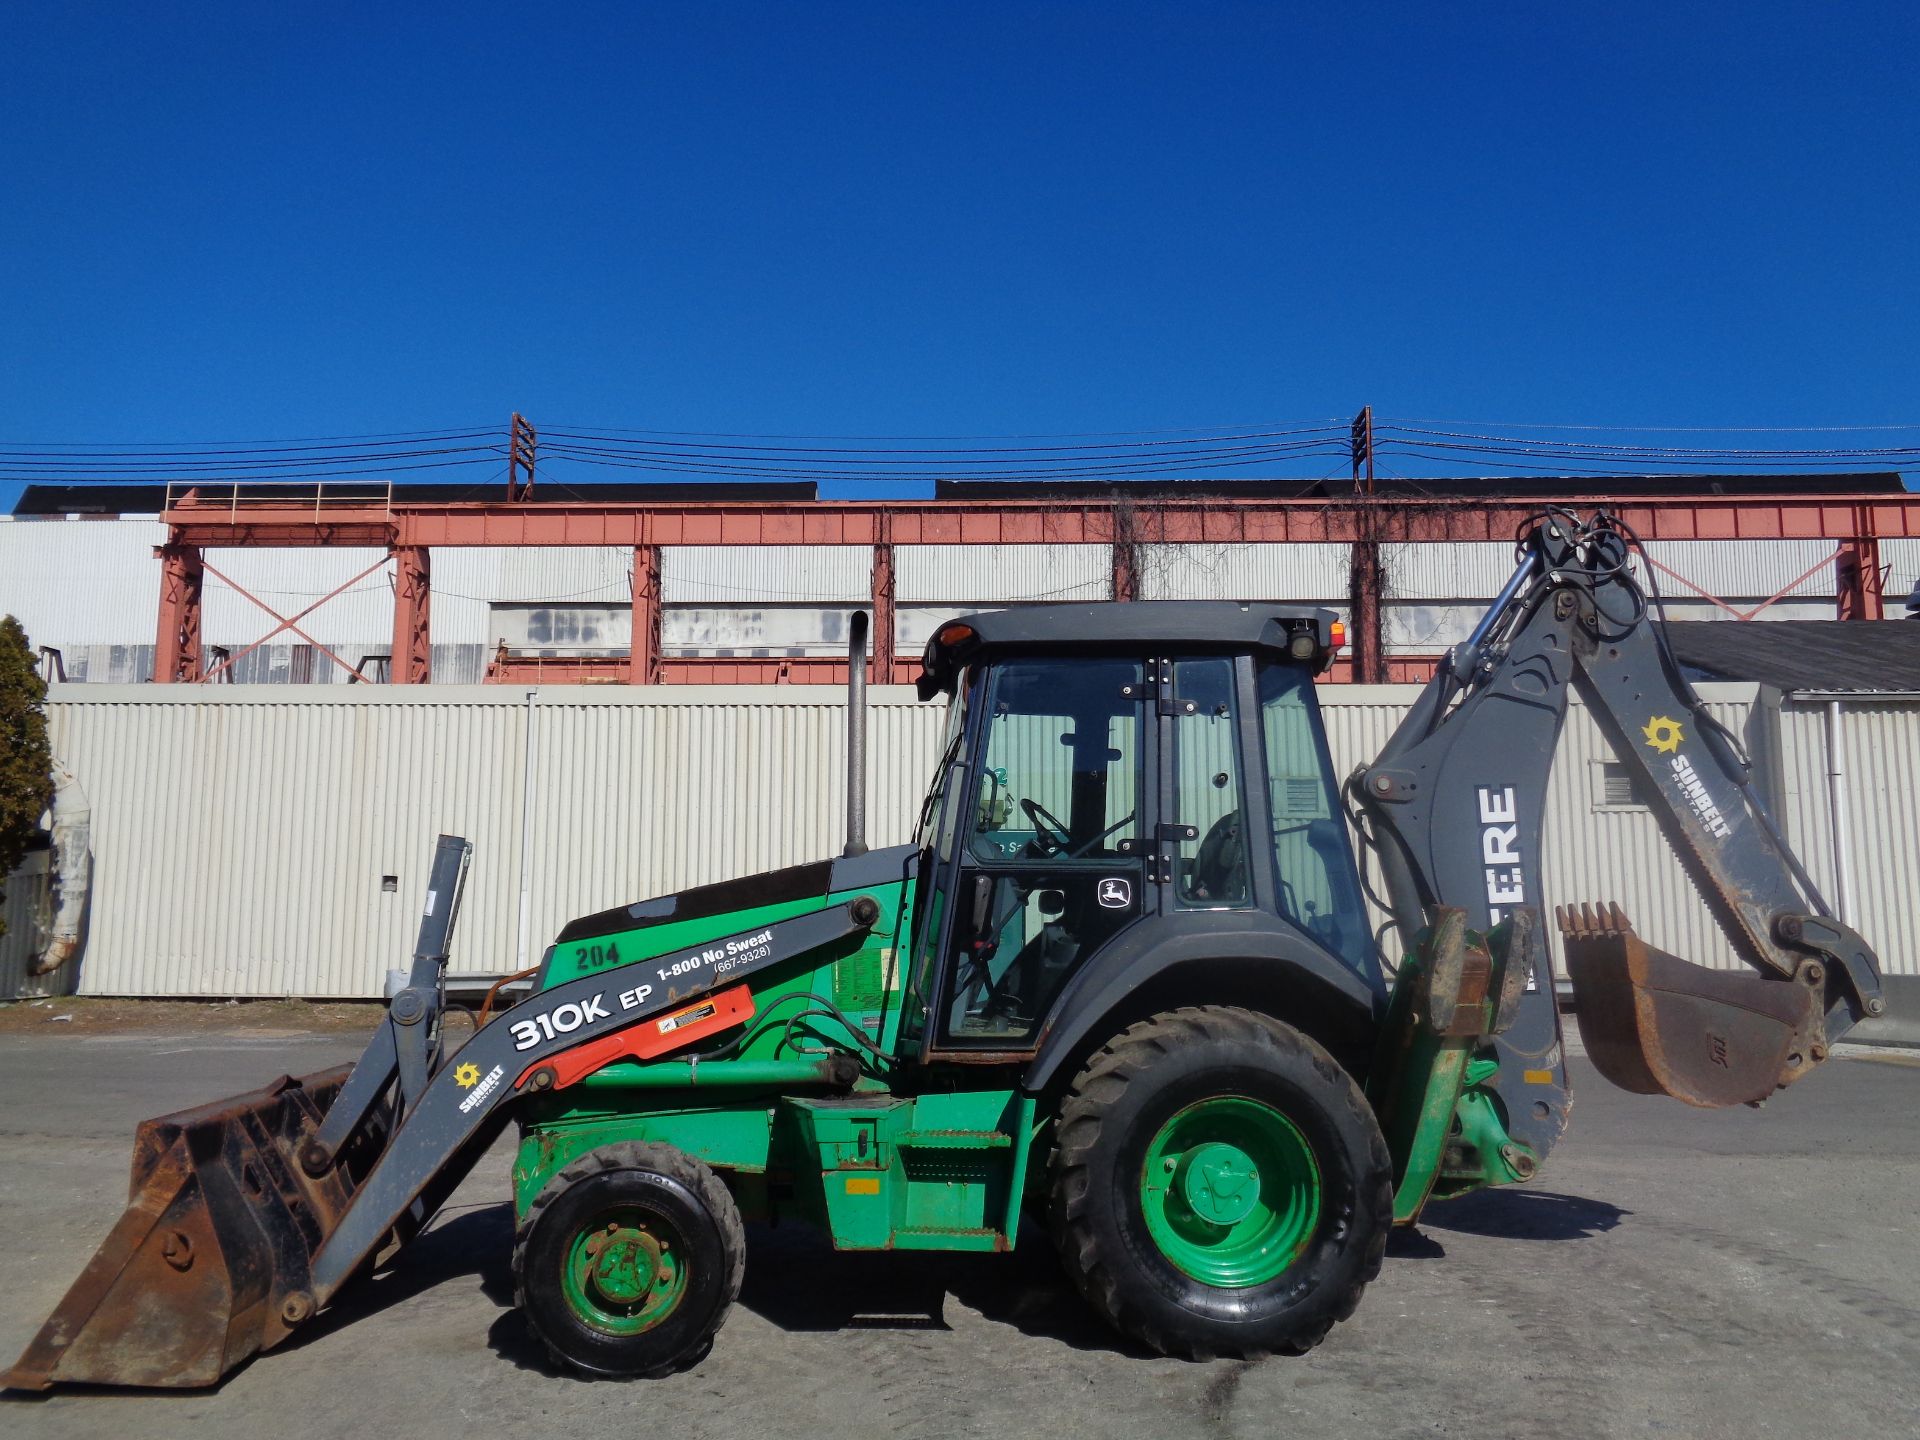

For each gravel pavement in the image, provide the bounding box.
[2,1027,1915,1440]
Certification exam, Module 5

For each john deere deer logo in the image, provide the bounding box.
[1097,878,1132,909]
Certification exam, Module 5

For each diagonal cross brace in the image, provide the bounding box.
[1642,547,1843,622]
[198,554,391,683]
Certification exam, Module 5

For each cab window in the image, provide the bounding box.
[1257,661,1371,974]
[1170,657,1249,906]
[968,658,1141,864]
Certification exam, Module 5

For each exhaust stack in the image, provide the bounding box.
[844,609,869,857]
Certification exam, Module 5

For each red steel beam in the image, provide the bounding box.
[870,518,896,684]
[1836,536,1885,621]
[628,544,663,685]
[391,545,432,684]
[159,491,1920,552]
[153,544,205,683]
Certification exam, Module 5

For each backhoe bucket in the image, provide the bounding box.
[4,1065,384,1390]
[1559,903,1822,1109]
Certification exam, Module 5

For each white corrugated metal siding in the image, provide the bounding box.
[1775,699,1919,978]
[45,688,530,997]
[1137,543,1349,601]
[1883,538,1920,607]
[434,547,635,645]
[0,850,77,1000]
[29,679,1917,997]
[1385,543,1518,601]
[897,545,1111,602]
[203,547,395,644]
[663,545,871,603]
[1636,539,1839,599]
[0,517,166,644]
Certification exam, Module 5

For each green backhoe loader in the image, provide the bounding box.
[6,509,1884,1387]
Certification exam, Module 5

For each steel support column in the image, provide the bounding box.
[1111,516,1139,601]
[390,545,432,684]
[1347,537,1387,685]
[629,544,663,684]
[153,544,205,683]
[870,523,896,683]
[1835,535,1884,620]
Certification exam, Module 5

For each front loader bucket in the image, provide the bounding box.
[1559,904,1822,1109]
[4,1065,385,1391]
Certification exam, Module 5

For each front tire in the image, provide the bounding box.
[514,1141,745,1378]
[1048,1006,1391,1360]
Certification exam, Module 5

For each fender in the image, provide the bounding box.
[1022,909,1383,1095]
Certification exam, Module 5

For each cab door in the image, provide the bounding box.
[921,655,1151,1059]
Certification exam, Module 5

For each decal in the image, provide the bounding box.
[1669,753,1734,839]
[509,993,612,1051]
[453,1060,482,1088]
[654,927,774,988]
[1476,786,1525,922]
[575,941,623,970]
[1097,877,1132,909]
[658,1001,719,1034]
[507,919,801,1052]
[457,1063,504,1113]
[1641,715,1684,755]
[1476,786,1535,991]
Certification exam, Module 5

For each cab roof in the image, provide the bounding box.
[916,600,1341,699]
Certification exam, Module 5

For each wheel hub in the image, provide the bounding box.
[583,1223,662,1307]
[1178,1142,1262,1226]
[1139,1096,1323,1287]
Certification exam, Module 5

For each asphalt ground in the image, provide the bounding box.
[1,1027,1916,1440]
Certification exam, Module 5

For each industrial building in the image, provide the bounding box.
[1,471,1917,1001]
[2,472,1915,688]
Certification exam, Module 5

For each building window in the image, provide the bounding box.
[1594,761,1651,810]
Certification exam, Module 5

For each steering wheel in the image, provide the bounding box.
[1019,797,1072,856]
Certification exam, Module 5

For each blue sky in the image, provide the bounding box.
[3,3,1916,507]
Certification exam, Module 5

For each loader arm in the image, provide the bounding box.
[4,877,879,1392]
[1357,510,1884,1144]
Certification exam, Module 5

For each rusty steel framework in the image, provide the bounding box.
[149,485,1916,686]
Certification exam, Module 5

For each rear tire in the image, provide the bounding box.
[514,1141,745,1378]
[1048,1006,1391,1360]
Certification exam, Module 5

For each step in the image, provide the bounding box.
[888,1225,1007,1252]
[897,1129,1011,1150]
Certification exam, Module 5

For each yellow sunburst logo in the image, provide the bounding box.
[453,1061,482,1089]
[1642,716,1684,754]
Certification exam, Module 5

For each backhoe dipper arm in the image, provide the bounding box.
[1357,511,1884,1124]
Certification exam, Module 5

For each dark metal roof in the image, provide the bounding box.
[9,479,819,515]
[917,600,1339,697]
[953,600,1336,649]
[1665,620,1920,694]
[935,473,1907,502]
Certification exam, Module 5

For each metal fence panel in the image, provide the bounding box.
[28,677,1915,998]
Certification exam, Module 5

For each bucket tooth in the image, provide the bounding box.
[4,1065,376,1391]
[1558,905,1821,1109]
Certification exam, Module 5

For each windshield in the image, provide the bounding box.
[915,666,976,863]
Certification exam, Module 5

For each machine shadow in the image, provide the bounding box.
[288,1202,518,1354]
[1417,1188,1627,1241]
[734,1219,1155,1358]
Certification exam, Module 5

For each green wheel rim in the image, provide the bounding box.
[561,1205,690,1335]
[1139,1096,1322,1287]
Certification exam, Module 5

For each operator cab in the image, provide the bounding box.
[904,602,1375,1063]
